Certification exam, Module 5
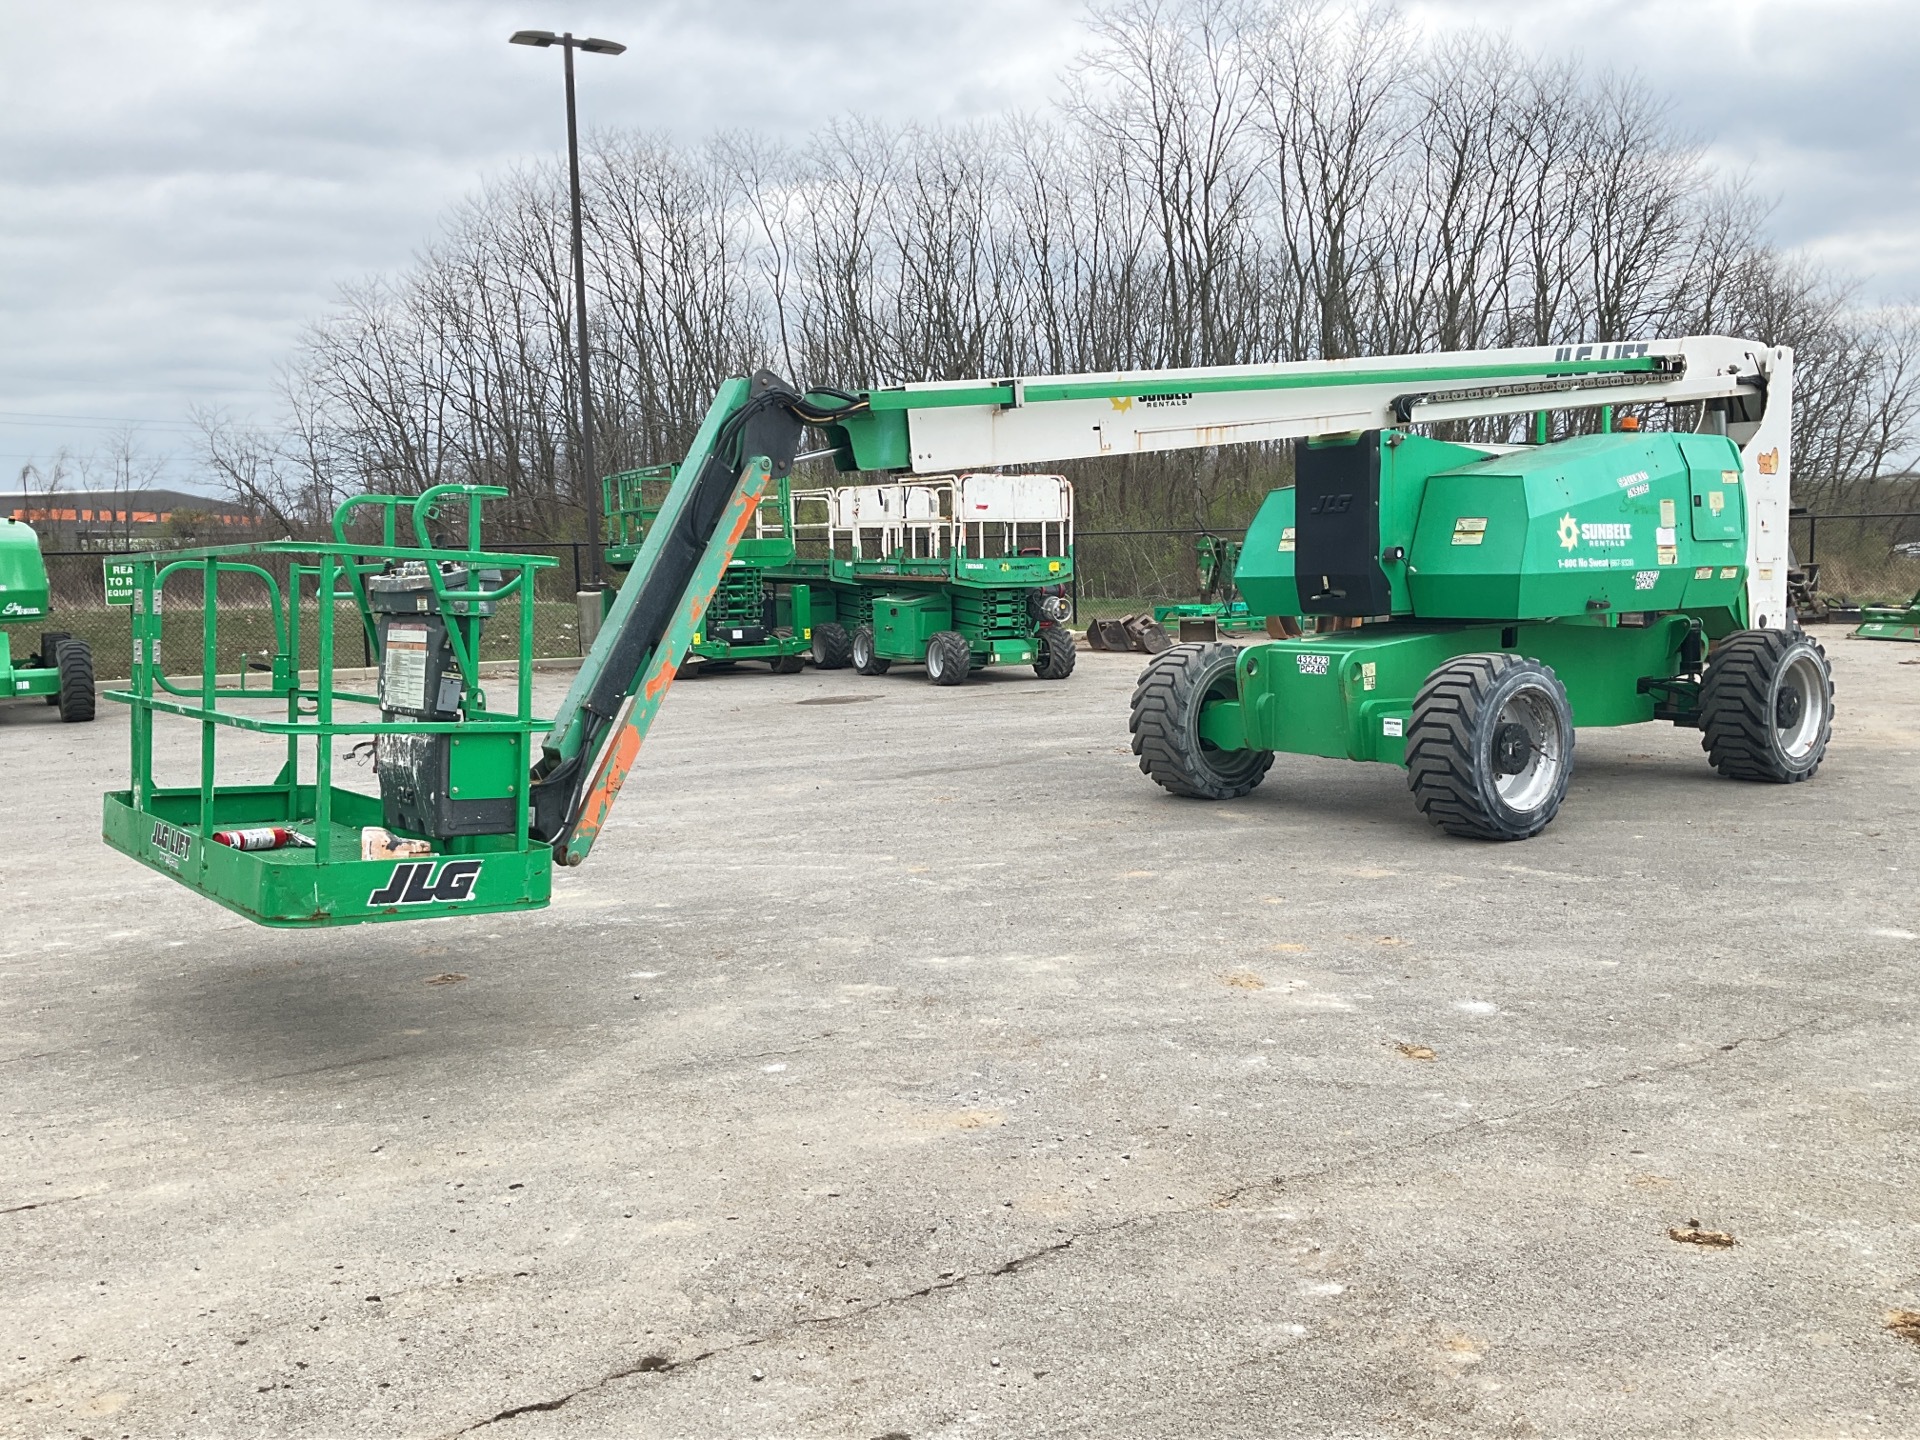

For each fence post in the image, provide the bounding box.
[1807,516,1818,566]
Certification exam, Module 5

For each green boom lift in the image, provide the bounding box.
[101,340,1826,929]
[1,517,96,722]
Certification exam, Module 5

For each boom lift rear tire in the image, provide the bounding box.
[1130,642,1273,799]
[925,631,971,686]
[1033,625,1076,680]
[812,622,853,670]
[57,637,95,723]
[1406,654,1571,840]
[852,625,891,676]
[1699,629,1833,782]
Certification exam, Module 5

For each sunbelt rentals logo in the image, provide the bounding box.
[1558,514,1631,550]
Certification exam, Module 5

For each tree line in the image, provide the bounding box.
[197,0,1920,539]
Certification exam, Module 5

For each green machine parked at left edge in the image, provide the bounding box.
[0,517,95,722]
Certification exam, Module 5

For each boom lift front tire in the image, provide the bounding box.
[852,625,891,676]
[1130,642,1273,799]
[1033,625,1076,680]
[925,631,971,686]
[1699,628,1833,782]
[57,637,96,723]
[1405,654,1572,840]
[812,622,853,670]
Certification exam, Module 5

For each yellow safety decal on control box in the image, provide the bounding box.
[1451,517,1488,546]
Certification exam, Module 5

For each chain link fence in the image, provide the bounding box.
[1790,513,1920,611]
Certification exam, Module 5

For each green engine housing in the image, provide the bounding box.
[1236,430,1748,627]
[0,518,52,623]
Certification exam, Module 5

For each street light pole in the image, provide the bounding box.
[510,28,625,589]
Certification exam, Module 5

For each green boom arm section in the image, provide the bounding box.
[528,371,820,864]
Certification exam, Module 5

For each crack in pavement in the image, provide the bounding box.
[445,1019,1826,1433]
[446,1237,1087,1435]
[2,1193,95,1216]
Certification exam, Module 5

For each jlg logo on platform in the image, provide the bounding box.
[1307,493,1353,515]
[368,859,484,907]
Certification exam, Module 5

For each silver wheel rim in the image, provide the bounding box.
[1491,684,1563,813]
[927,644,943,678]
[854,632,870,668]
[1776,652,1827,760]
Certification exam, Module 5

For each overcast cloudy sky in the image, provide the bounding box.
[1,0,1913,492]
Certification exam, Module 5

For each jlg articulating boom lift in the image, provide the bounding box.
[103,339,1822,926]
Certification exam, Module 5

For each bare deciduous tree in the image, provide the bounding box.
[207,0,1916,540]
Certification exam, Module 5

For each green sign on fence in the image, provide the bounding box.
[103,559,137,607]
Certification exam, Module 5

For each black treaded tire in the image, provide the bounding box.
[812,622,853,670]
[852,625,891,676]
[1699,628,1833,782]
[40,630,70,702]
[57,637,95,723]
[1033,625,1076,680]
[1129,642,1273,799]
[772,628,805,673]
[1405,653,1572,840]
[925,630,971,686]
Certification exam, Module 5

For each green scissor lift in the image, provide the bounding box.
[603,464,812,673]
[772,475,1078,685]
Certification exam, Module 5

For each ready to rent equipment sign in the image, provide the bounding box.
[103,559,136,606]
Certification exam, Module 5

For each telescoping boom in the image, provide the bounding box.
[103,337,1810,924]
